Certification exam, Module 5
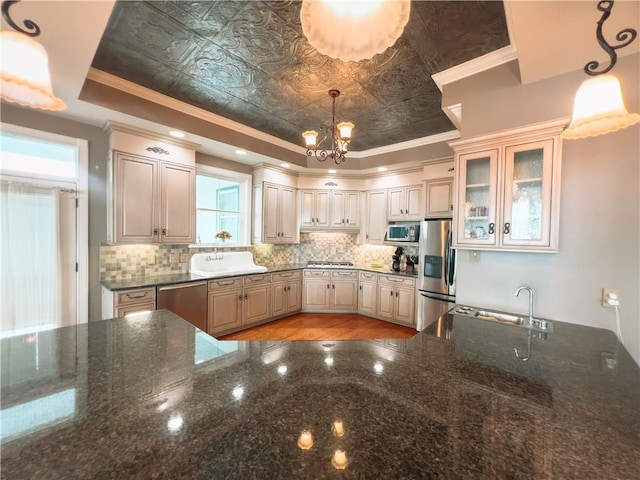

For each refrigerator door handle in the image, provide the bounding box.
[443,228,451,286]
[446,229,455,287]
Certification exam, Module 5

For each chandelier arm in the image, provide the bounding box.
[584,0,638,76]
[1,0,41,37]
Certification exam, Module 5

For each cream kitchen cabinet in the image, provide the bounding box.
[329,191,361,230]
[300,190,330,229]
[102,286,156,319]
[254,183,298,244]
[376,274,416,326]
[271,270,302,317]
[302,269,358,312]
[365,190,387,244]
[111,153,196,244]
[388,185,423,221]
[450,119,564,252]
[425,178,454,218]
[207,274,272,335]
[357,271,378,316]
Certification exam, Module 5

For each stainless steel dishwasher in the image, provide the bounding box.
[157,282,208,332]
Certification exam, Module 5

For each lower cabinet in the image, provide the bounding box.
[302,269,358,312]
[271,270,302,317]
[102,286,156,319]
[358,271,378,315]
[376,274,416,326]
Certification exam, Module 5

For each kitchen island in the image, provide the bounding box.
[1,310,638,478]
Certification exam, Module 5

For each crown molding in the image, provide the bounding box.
[420,156,455,166]
[348,129,460,158]
[431,45,518,92]
[104,120,201,150]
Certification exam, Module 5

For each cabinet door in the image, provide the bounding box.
[271,283,286,317]
[286,279,302,313]
[263,184,280,243]
[160,163,195,243]
[377,284,394,319]
[358,282,377,315]
[501,139,554,248]
[405,185,423,219]
[315,190,330,228]
[114,154,158,243]
[455,149,499,247]
[394,286,415,325]
[279,186,298,242]
[329,191,346,228]
[243,284,271,325]
[331,278,358,310]
[366,190,387,244]
[115,301,156,318]
[303,278,330,309]
[208,289,242,334]
[300,190,316,229]
[426,179,453,218]
[387,187,405,220]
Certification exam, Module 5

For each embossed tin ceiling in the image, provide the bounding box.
[91,1,510,151]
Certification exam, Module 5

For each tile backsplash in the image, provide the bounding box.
[100,233,418,281]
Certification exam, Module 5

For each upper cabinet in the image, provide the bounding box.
[450,119,565,252]
[107,124,197,244]
[254,182,298,244]
[387,185,422,220]
[425,178,454,218]
[300,189,361,231]
[365,190,387,244]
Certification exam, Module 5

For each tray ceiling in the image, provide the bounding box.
[91,1,510,151]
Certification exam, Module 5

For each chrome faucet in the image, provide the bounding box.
[514,286,535,324]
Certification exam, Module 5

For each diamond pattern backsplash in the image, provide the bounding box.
[100,233,418,281]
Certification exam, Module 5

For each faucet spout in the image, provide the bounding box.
[514,286,535,323]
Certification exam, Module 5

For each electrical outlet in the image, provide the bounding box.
[469,250,481,262]
[147,255,156,265]
[602,288,621,308]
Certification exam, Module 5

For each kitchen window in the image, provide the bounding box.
[195,166,251,246]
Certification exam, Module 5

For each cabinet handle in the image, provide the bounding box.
[488,223,495,235]
[327,284,330,289]
[396,291,399,297]
[238,295,243,301]
[503,223,511,235]
[450,204,454,211]
[359,285,362,290]
[217,280,235,286]
[316,218,319,223]
[162,228,167,236]
[153,228,158,236]
[346,218,349,224]
[280,272,293,277]
[244,294,248,300]
[342,218,345,224]
[332,284,335,289]
[390,290,393,296]
[125,292,148,299]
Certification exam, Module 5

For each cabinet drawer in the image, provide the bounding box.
[359,271,378,282]
[377,274,416,288]
[115,301,156,318]
[208,277,243,291]
[243,273,271,286]
[271,270,302,282]
[331,270,358,279]
[115,288,156,306]
[304,269,330,278]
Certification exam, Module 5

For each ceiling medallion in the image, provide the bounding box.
[0,0,66,111]
[562,0,639,139]
[302,89,354,165]
[300,0,410,62]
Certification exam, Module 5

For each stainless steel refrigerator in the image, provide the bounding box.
[417,219,456,331]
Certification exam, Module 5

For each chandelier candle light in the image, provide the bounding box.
[562,0,639,139]
[0,0,66,110]
[303,89,354,165]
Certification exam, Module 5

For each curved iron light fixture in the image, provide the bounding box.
[302,89,354,165]
[562,1,639,139]
[0,0,66,110]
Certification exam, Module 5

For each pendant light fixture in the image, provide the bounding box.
[300,0,410,62]
[0,0,66,111]
[302,89,354,165]
[562,1,639,139]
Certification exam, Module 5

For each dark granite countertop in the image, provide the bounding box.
[102,264,418,291]
[1,310,638,478]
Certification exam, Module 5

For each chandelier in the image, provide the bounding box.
[300,0,410,62]
[0,0,66,111]
[562,0,639,139]
[302,89,354,165]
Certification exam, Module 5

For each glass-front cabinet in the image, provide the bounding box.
[451,119,564,252]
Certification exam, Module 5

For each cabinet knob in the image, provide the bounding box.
[244,294,248,300]
[395,291,399,297]
[488,223,495,235]
[316,218,319,223]
[327,284,330,289]
[332,284,335,289]
[450,204,453,211]
[162,228,167,236]
[503,223,511,235]
[153,228,158,236]
[238,295,243,301]
[359,285,362,290]
[390,290,393,296]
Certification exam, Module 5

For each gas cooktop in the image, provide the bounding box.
[306,261,355,269]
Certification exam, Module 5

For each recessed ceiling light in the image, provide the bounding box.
[235,149,247,155]
[378,167,388,172]
[280,163,290,168]
[169,130,185,138]
[328,169,337,174]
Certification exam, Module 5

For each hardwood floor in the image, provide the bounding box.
[217,313,417,341]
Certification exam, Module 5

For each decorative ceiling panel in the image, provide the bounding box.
[91,0,510,150]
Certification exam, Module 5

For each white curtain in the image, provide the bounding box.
[0,180,62,336]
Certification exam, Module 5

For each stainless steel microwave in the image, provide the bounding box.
[386,223,420,242]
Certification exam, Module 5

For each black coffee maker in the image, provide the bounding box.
[392,246,404,272]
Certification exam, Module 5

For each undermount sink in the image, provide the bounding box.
[190,251,267,278]
[451,305,554,332]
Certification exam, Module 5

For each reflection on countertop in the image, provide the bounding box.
[1,310,638,479]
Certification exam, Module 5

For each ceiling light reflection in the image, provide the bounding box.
[167,414,183,433]
[325,356,334,367]
[331,449,348,469]
[232,385,244,400]
[374,362,384,374]
[297,430,314,450]
[277,365,288,376]
[332,420,345,437]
